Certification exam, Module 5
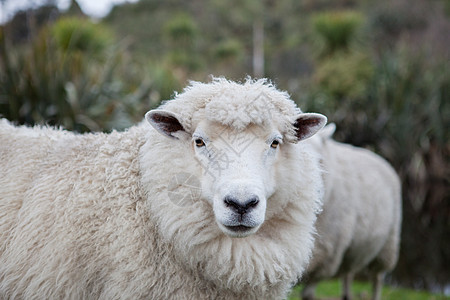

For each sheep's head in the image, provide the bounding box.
[145,79,326,238]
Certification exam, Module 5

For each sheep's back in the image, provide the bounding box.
[0,121,68,253]
[0,122,149,298]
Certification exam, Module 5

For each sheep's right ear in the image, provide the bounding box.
[293,113,327,142]
[145,110,186,139]
[320,123,336,139]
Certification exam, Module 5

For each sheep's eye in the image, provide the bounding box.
[194,138,205,147]
[270,140,280,149]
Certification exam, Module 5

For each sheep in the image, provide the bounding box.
[301,124,402,300]
[0,78,327,299]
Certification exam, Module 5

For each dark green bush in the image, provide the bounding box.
[0,19,164,132]
[312,11,364,55]
[369,3,427,39]
[52,17,114,56]
[163,13,201,72]
[213,38,243,61]
[163,13,198,45]
[313,51,373,100]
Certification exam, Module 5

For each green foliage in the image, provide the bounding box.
[147,63,182,101]
[163,13,198,42]
[313,51,373,100]
[444,0,450,17]
[52,17,114,56]
[288,280,448,300]
[0,19,162,132]
[303,48,449,151]
[163,13,201,72]
[312,11,364,55]
[166,51,202,72]
[213,39,243,61]
[369,2,427,39]
[365,50,449,161]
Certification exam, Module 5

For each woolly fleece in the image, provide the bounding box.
[302,124,402,300]
[0,78,325,299]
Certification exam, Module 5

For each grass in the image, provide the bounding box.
[288,279,449,300]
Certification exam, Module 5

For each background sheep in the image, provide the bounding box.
[0,78,327,299]
[301,124,402,300]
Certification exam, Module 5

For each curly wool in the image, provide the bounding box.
[0,79,324,299]
[162,77,302,142]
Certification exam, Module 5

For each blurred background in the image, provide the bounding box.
[0,0,449,296]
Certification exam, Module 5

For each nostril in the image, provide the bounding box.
[224,196,241,211]
[224,196,259,215]
[245,197,259,209]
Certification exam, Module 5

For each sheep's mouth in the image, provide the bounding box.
[225,225,254,233]
[219,222,261,238]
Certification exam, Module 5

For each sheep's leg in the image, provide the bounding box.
[342,273,353,300]
[301,281,317,300]
[372,272,384,300]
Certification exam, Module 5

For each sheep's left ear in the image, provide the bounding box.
[293,113,327,142]
[145,110,186,139]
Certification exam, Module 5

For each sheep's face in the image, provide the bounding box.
[146,109,326,238]
[190,120,281,237]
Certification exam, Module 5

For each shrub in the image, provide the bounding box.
[0,19,159,132]
[312,11,364,55]
[51,17,114,57]
[163,13,201,72]
[163,13,198,46]
[369,2,427,39]
[213,38,243,61]
[313,51,373,100]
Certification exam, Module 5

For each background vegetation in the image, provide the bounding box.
[1,0,449,296]
[288,279,448,300]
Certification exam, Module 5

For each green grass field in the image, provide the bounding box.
[288,280,449,300]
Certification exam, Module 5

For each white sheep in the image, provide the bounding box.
[0,78,327,299]
[301,124,402,300]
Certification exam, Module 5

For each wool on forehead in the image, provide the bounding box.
[161,77,302,134]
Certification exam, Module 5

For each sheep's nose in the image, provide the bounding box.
[224,196,259,215]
